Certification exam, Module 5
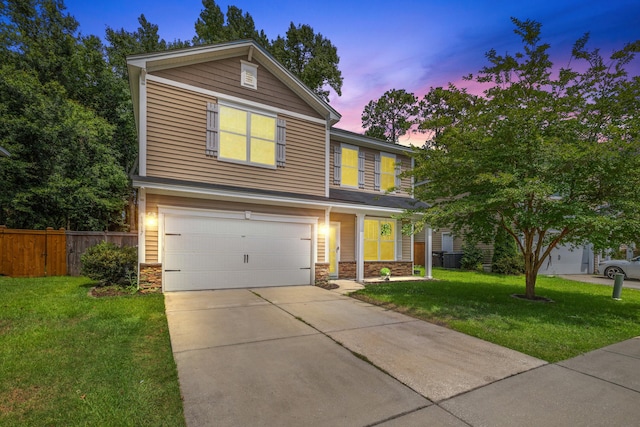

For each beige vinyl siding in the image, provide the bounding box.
[402,227,412,262]
[330,142,412,195]
[432,229,493,264]
[146,228,158,263]
[146,80,326,197]
[152,57,323,119]
[144,193,325,263]
[330,213,355,262]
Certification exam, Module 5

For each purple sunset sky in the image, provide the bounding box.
[65,0,640,145]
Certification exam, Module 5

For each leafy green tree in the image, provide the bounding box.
[270,23,343,101]
[0,65,129,230]
[193,0,268,47]
[192,1,342,101]
[409,18,640,299]
[491,226,524,275]
[362,89,418,142]
[0,0,132,230]
[418,85,476,142]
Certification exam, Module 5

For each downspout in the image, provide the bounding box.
[325,115,331,198]
[325,206,332,265]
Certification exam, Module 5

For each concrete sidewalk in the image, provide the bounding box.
[165,285,640,426]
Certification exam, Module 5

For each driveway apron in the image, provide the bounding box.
[165,286,545,426]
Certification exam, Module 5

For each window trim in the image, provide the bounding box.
[216,101,278,169]
[380,152,397,193]
[339,143,360,189]
[364,218,397,261]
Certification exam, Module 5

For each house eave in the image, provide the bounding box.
[132,176,413,217]
[330,127,414,155]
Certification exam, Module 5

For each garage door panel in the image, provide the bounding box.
[166,234,245,254]
[163,214,313,291]
[246,236,310,256]
[164,253,245,271]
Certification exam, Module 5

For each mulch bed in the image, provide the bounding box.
[315,282,339,290]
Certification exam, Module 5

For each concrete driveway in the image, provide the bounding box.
[165,285,544,426]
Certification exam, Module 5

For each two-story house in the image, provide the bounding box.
[127,40,431,292]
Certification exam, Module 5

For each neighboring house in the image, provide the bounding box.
[0,146,10,157]
[127,40,431,292]
[424,229,594,274]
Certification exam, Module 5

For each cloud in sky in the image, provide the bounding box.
[65,0,640,144]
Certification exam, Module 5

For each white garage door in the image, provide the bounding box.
[538,244,594,275]
[163,214,312,291]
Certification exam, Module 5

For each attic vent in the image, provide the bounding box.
[241,60,258,90]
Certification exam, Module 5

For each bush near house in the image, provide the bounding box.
[460,240,484,271]
[80,241,137,286]
[492,227,525,275]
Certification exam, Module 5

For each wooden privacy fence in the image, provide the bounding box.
[0,227,67,277]
[66,231,137,276]
[0,226,137,277]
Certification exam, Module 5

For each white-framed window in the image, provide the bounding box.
[205,102,286,168]
[364,218,396,261]
[375,152,401,192]
[333,144,366,188]
[380,153,396,192]
[241,61,258,90]
[340,144,359,187]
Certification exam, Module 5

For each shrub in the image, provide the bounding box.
[491,227,524,275]
[460,240,484,271]
[81,242,137,286]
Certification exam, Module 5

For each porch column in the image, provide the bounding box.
[356,213,365,282]
[138,187,146,265]
[424,226,433,279]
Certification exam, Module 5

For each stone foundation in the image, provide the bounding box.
[314,263,330,286]
[139,263,162,292]
[337,261,413,280]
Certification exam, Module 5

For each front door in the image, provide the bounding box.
[329,222,340,278]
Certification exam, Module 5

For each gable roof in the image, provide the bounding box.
[127,40,341,127]
[0,146,10,157]
[330,127,414,156]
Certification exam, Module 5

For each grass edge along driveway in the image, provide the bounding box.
[0,276,185,427]
[352,269,640,363]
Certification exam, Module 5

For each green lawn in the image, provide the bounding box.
[0,276,184,426]
[353,268,640,363]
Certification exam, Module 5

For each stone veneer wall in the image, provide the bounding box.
[139,263,162,292]
[314,263,330,286]
[337,261,413,280]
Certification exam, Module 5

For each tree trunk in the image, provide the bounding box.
[522,241,537,299]
[525,267,537,299]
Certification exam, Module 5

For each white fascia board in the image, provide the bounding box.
[133,179,408,216]
[330,128,414,156]
[146,74,327,126]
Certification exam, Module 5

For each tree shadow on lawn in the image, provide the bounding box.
[358,276,640,330]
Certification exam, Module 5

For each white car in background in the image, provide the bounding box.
[599,256,640,280]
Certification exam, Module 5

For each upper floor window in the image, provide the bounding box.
[375,152,401,192]
[333,144,365,188]
[341,145,359,187]
[380,153,396,192]
[205,102,286,168]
